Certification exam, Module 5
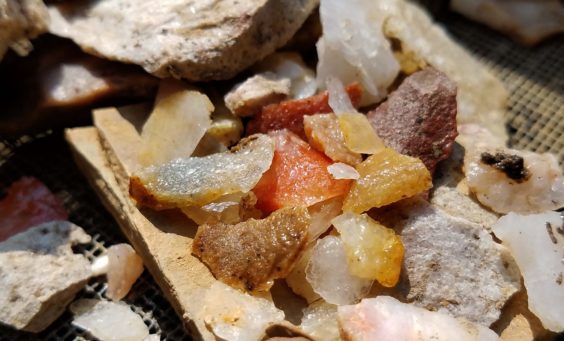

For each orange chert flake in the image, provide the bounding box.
[252,130,352,214]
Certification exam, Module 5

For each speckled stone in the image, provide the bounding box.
[373,200,521,326]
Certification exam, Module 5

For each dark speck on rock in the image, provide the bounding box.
[480,152,530,182]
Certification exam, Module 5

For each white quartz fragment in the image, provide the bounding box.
[465,148,564,214]
[306,236,373,305]
[317,0,400,105]
[91,254,109,277]
[338,296,499,341]
[256,52,317,100]
[201,282,285,341]
[0,221,92,332]
[492,211,564,332]
[326,76,356,115]
[106,244,144,301]
[131,134,274,208]
[70,299,150,341]
[138,80,213,167]
[300,301,340,341]
[327,163,360,180]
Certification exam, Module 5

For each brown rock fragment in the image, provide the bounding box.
[368,67,458,174]
[193,207,310,292]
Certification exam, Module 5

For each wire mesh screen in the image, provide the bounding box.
[0,13,562,341]
[445,14,564,165]
[0,133,192,341]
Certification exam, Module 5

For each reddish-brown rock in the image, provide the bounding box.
[367,68,458,174]
[246,83,362,140]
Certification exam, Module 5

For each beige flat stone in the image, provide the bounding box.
[66,110,311,340]
[48,0,318,81]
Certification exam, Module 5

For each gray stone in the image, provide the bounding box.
[373,200,520,326]
[47,0,318,81]
[0,221,92,332]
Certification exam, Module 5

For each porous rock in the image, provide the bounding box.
[0,221,92,332]
[48,0,318,81]
[368,67,458,174]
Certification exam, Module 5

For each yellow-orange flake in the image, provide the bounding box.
[343,148,431,213]
[338,113,385,155]
[304,114,362,166]
[332,212,404,287]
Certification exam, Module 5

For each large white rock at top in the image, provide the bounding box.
[47,0,318,81]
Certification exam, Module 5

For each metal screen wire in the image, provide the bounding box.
[0,13,562,341]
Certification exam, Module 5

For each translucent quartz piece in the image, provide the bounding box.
[326,77,385,155]
[285,247,320,304]
[327,163,360,180]
[304,114,362,166]
[338,113,385,155]
[201,282,284,341]
[70,299,149,341]
[326,76,356,114]
[332,212,403,286]
[300,301,340,341]
[138,80,212,167]
[317,0,400,105]
[130,134,274,209]
[307,196,344,243]
[106,244,144,301]
[343,148,432,213]
[306,236,372,305]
